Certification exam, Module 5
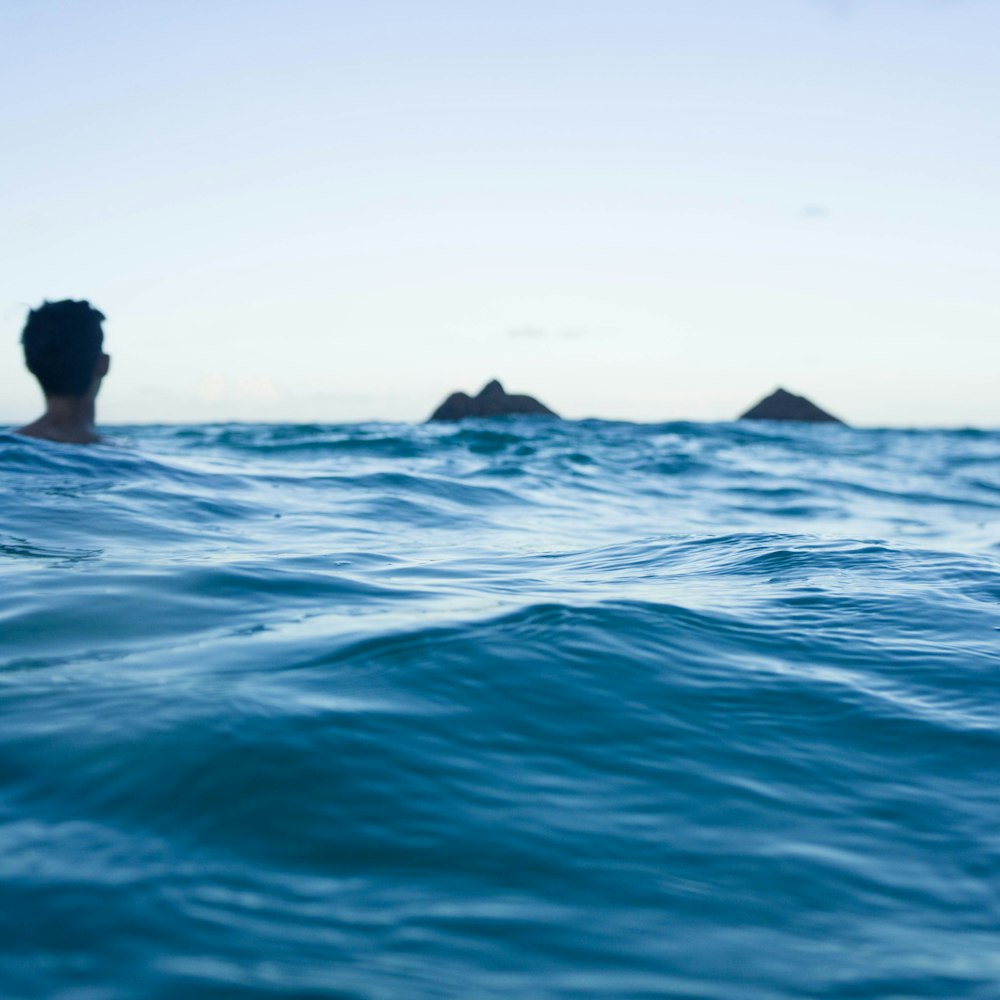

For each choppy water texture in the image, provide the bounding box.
[2,419,999,1000]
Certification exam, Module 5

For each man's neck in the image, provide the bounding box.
[16,395,100,444]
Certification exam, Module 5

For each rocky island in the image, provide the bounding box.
[429,379,558,421]
[740,387,844,424]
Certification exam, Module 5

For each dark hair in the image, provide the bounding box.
[21,300,106,397]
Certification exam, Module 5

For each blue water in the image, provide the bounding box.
[2,419,999,1000]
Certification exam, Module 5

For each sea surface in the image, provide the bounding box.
[1,418,999,1000]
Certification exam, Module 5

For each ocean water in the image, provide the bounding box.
[1,418,999,1000]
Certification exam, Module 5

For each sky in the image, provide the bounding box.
[1,0,997,426]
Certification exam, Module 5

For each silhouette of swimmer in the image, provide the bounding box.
[15,300,111,445]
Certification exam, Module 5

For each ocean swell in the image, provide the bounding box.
[1,419,998,999]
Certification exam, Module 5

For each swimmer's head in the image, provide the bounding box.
[22,300,110,398]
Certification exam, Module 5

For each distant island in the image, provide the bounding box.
[429,379,558,421]
[426,380,844,425]
[739,388,844,424]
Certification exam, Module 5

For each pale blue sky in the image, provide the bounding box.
[2,0,996,425]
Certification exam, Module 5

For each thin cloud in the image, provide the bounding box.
[507,326,597,340]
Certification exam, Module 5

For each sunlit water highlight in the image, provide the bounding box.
[2,419,999,999]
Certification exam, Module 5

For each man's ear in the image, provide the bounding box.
[97,353,110,377]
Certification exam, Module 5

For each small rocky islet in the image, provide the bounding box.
[738,387,844,424]
[428,380,558,421]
